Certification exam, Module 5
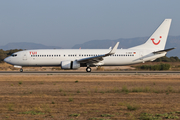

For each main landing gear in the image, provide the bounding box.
[86,67,91,72]
[20,68,23,72]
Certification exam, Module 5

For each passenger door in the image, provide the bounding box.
[23,52,27,61]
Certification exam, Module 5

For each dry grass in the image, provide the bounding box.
[0,63,18,71]
[0,74,180,119]
[0,62,135,71]
[1,62,180,72]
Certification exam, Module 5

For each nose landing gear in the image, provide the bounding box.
[86,67,91,72]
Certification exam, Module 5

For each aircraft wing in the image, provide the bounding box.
[77,42,119,63]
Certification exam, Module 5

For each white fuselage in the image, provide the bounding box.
[4,49,166,67]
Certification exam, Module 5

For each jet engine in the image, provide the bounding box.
[61,60,80,69]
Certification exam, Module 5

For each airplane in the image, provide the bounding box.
[4,19,175,72]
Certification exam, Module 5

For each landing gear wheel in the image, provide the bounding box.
[20,68,23,72]
[86,67,91,72]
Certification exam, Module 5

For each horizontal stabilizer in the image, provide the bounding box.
[153,48,175,54]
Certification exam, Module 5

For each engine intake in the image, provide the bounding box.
[61,60,80,69]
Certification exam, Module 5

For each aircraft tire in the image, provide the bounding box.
[86,67,91,72]
[20,68,23,72]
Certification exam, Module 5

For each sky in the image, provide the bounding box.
[0,0,180,48]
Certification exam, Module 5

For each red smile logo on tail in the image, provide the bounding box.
[151,36,162,45]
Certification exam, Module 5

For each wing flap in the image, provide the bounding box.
[77,55,104,63]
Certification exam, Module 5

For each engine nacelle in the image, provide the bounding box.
[61,60,80,69]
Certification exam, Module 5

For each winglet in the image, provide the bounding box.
[108,42,119,55]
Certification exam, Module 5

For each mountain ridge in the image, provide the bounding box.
[0,42,61,50]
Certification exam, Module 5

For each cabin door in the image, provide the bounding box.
[23,52,27,60]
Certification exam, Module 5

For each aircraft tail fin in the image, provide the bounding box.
[129,19,172,50]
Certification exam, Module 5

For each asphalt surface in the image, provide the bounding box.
[0,71,180,75]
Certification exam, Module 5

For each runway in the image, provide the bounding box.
[0,71,180,75]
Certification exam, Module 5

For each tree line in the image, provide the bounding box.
[0,49,22,63]
[0,49,179,63]
[136,63,171,70]
[154,56,180,62]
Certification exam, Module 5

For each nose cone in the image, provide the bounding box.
[4,58,7,62]
[4,57,11,64]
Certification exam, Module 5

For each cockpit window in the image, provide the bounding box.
[11,54,17,57]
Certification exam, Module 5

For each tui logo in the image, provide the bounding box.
[29,51,37,55]
[151,36,162,45]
